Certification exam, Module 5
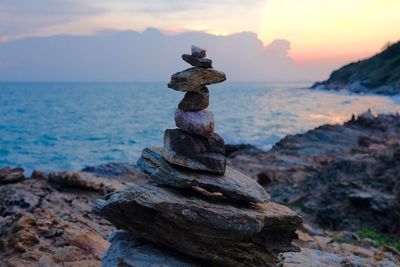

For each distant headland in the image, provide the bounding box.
[312,41,400,95]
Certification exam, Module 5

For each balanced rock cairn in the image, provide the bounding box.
[94,46,302,267]
[165,45,227,175]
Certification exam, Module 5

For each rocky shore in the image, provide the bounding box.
[1,111,399,266]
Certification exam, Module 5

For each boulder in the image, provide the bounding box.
[103,231,202,267]
[138,147,268,203]
[0,166,25,184]
[191,45,206,58]
[93,183,301,267]
[175,109,214,138]
[168,67,226,92]
[182,54,212,68]
[178,87,209,111]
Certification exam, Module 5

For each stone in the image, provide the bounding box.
[0,166,25,184]
[103,231,201,267]
[182,54,212,68]
[191,45,206,58]
[93,183,302,267]
[162,147,226,174]
[282,248,398,267]
[137,147,269,203]
[164,128,224,156]
[178,87,209,111]
[168,67,226,92]
[46,171,130,193]
[175,109,214,138]
[162,128,226,174]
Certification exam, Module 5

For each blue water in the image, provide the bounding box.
[1,82,399,174]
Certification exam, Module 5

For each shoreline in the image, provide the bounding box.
[1,111,400,266]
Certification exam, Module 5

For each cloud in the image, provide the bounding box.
[0,0,266,38]
[0,28,336,82]
[0,0,104,36]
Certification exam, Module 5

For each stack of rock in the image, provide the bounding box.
[94,46,302,267]
[164,45,227,175]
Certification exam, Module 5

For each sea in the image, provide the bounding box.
[1,82,399,174]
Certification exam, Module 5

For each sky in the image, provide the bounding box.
[0,0,399,81]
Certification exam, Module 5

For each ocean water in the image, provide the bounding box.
[1,82,399,174]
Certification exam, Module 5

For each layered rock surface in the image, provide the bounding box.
[1,163,398,267]
[227,112,400,236]
[0,166,146,266]
[138,147,268,203]
[94,183,301,267]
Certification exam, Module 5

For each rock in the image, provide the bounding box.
[162,147,226,175]
[225,144,264,158]
[168,67,226,92]
[228,112,400,235]
[103,231,202,267]
[282,248,397,267]
[0,166,25,184]
[164,128,224,156]
[138,147,269,203]
[46,171,134,193]
[191,45,206,58]
[81,162,148,184]
[31,170,46,179]
[0,178,115,266]
[175,109,214,138]
[182,54,212,68]
[93,183,301,267]
[178,87,209,111]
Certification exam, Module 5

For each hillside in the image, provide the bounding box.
[312,41,400,95]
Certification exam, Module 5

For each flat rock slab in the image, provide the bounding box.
[178,87,209,111]
[175,109,214,138]
[137,147,269,203]
[94,183,301,267]
[182,54,212,68]
[103,231,201,267]
[162,147,226,175]
[168,67,226,92]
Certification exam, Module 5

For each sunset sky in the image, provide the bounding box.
[1,0,399,63]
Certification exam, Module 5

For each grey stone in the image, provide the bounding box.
[191,45,206,58]
[168,67,226,92]
[175,109,214,138]
[161,146,226,175]
[164,128,224,156]
[103,231,201,267]
[178,87,209,111]
[94,183,301,267]
[182,54,212,68]
[137,147,269,203]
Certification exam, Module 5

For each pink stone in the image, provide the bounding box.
[175,109,214,138]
